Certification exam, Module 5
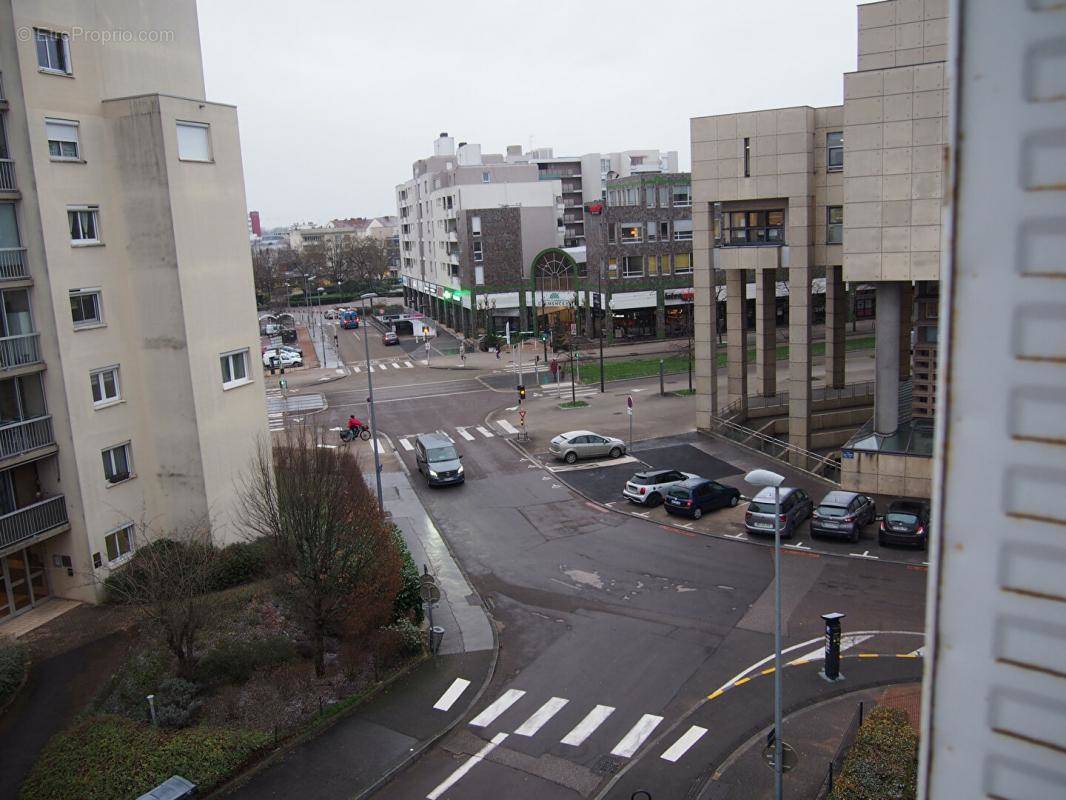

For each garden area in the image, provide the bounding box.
[16,433,424,800]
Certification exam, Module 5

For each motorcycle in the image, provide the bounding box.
[340,426,372,443]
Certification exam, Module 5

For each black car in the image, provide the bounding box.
[810,491,877,543]
[664,479,741,520]
[879,499,931,549]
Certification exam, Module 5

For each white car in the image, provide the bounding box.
[263,350,302,368]
[263,345,303,359]
[623,469,699,507]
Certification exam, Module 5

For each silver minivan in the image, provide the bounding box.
[744,486,813,538]
[414,433,464,487]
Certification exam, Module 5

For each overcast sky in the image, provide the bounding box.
[197,1,864,230]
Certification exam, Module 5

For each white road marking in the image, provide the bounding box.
[908,646,925,657]
[367,365,375,372]
[391,362,402,369]
[404,361,414,368]
[433,678,471,711]
[561,705,615,746]
[850,550,879,559]
[784,540,811,550]
[476,426,495,438]
[514,697,569,737]
[426,732,508,800]
[469,689,526,728]
[316,444,339,449]
[373,438,388,454]
[456,427,476,441]
[436,429,454,443]
[604,501,616,507]
[548,455,638,473]
[497,419,520,435]
[661,725,708,762]
[726,532,747,539]
[790,633,875,664]
[611,714,664,758]
[677,523,694,529]
[398,437,414,452]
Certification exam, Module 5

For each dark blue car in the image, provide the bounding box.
[664,478,741,520]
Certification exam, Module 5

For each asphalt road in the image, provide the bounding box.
[297,342,929,800]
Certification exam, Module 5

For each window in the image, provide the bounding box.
[673,253,692,274]
[68,206,100,244]
[620,223,643,243]
[607,258,619,279]
[69,289,102,327]
[90,366,120,406]
[102,442,132,483]
[46,118,80,160]
[722,209,785,245]
[646,255,660,276]
[827,206,844,244]
[176,121,211,161]
[471,216,481,237]
[660,221,670,241]
[600,157,611,174]
[220,348,249,387]
[671,185,692,207]
[622,255,644,278]
[607,223,617,244]
[659,186,670,207]
[646,187,656,208]
[482,171,491,183]
[473,241,483,262]
[105,524,135,564]
[673,219,693,241]
[646,221,658,242]
[625,187,639,205]
[743,138,751,177]
[660,254,672,275]
[827,132,843,170]
[34,29,72,75]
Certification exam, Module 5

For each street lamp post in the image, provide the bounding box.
[745,468,786,800]
[361,292,384,513]
[598,268,605,394]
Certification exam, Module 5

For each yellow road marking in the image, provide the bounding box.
[707,689,724,700]
[734,677,751,686]
[858,653,880,658]
[761,667,776,675]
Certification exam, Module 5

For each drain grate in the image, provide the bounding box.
[593,755,625,776]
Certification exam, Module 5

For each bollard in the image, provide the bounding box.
[147,694,157,726]
[659,359,665,396]
[429,626,445,654]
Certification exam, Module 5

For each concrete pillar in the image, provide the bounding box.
[899,282,913,381]
[655,290,666,340]
[755,269,776,397]
[874,282,902,435]
[788,264,812,458]
[726,270,747,415]
[825,264,846,389]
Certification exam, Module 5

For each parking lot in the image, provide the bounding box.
[533,434,930,567]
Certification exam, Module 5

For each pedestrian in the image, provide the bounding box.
[495,344,501,360]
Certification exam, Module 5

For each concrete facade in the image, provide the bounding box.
[0,0,268,618]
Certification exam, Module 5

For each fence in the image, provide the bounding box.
[813,701,865,800]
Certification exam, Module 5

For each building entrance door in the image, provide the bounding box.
[0,544,49,622]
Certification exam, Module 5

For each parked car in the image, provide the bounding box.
[623,470,698,507]
[810,490,877,543]
[664,479,742,519]
[262,350,302,369]
[879,499,930,549]
[382,331,399,346]
[414,433,464,487]
[262,346,303,360]
[744,487,814,539]
[261,322,282,336]
[324,309,337,320]
[549,431,626,464]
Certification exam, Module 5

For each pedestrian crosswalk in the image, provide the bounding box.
[536,382,598,399]
[265,388,285,432]
[352,360,415,373]
[394,422,507,453]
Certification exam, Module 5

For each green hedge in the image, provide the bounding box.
[391,526,424,626]
[0,636,28,710]
[830,706,919,800]
[19,715,268,800]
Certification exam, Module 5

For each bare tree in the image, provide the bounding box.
[103,522,218,678]
[351,238,389,286]
[240,426,402,677]
[252,249,283,307]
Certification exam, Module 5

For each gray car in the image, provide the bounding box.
[810,491,876,543]
[549,430,626,464]
[414,433,464,487]
[744,486,814,539]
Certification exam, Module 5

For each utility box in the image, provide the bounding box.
[137,776,196,800]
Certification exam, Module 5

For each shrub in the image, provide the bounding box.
[391,526,423,625]
[195,637,296,687]
[0,636,28,710]
[830,706,919,800]
[19,715,268,800]
[210,538,273,591]
[96,648,172,721]
[384,619,423,657]
[153,678,202,729]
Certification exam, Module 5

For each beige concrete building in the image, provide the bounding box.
[0,0,268,621]
[692,0,947,497]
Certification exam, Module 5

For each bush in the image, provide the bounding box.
[830,706,919,800]
[0,636,28,710]
[384,619,423,657]
[96,648,172,721]
[19,715,269,800]
[153,678,202,729]
[195,637,296,687]
[391,527,423,625]
[210,538,273,591]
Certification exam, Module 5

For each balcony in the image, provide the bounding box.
[0,495,69,553]
[0,248,26,281]
[0,159,15,193]
[0,416,55,464]
[0,333,41,372]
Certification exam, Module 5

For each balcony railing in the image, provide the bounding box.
[0,333,41,371]
[0,495,68,551]
[0,416,55,461]
[0,159,15,192]
[0,248,26,280]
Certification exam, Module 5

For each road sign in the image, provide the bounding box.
[519,409,526,421]
[419,583,441,604]
[626,395,633,416]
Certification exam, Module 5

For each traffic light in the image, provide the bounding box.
[517,384,526,401]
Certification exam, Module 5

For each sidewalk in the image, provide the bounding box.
[221,469,496,800]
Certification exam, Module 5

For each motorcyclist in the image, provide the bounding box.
[348,415,365,432]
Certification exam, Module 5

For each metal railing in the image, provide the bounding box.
[0,247,27,280]
[0,415,54,461]
[0,494,68,550]
[0,159,15,192]
[720,380,876,422]
[0,333,40,371]
[813,701,865,800]
[711,415,842,482]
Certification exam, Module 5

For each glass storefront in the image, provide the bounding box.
[611,308,657,339]
[0,544,50,622]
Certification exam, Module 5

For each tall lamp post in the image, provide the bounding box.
[598,267,606,394]
[745,468,786,800]
[361,292,384,512]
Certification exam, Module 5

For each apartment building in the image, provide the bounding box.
[691,0,947,497]
[0,0,268,620]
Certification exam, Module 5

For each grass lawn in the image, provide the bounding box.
[559,400,589,409]
[578,335,876,384]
